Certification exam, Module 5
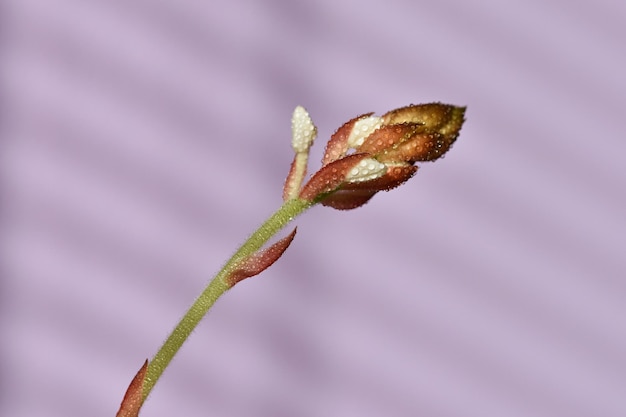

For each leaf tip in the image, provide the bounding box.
[226,227,297,287]
[116,359,148,417]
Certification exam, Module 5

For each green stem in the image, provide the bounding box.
[142,197,313,400]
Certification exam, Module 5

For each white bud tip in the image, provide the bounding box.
[347,116,383,148]
[346,158,387,183]
[291,105,317,153]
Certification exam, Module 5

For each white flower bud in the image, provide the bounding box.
[291,105,317,153]
[345,158,387,183]
[347,116,383,148]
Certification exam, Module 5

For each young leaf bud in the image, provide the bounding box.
[291,105,317,153]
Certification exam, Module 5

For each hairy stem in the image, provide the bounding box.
[142,197,313,400]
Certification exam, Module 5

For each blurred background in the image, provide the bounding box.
[1,0,625,416]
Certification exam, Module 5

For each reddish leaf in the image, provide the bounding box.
[381,103,455,129]
[342,164,418,192]
[226,228,297,287]
[116,360,148,417]
[378,132,446,163]
[282,154,300,201]
[358,123,424,155]
[320,189,377,210]
[299,153,370,202]
[322,113,373,165]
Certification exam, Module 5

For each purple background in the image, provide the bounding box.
[2,0,626,416]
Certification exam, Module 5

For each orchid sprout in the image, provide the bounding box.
[116,102,466,416]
